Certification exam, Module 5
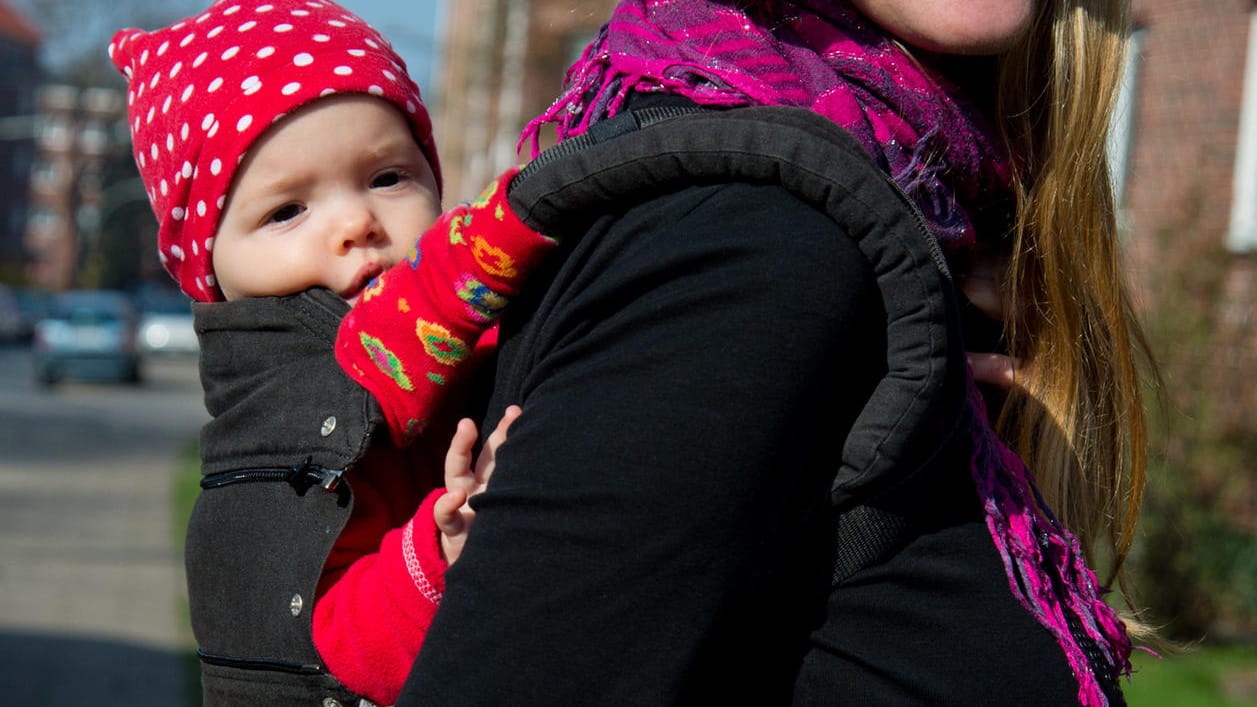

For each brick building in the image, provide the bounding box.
[23,84,129,291]
[1115,0,1257,531]
[1119,0,1257,311]
[1121,0,1255,256]
[1120,0,1256,432]
[0,1,39,279]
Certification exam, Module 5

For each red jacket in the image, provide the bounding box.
[315,168,554,705]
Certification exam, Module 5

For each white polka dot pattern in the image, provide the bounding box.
[108,0,438,302]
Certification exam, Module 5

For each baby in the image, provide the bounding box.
[109,1,552,704]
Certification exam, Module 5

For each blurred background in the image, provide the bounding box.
[0,0,1252,704]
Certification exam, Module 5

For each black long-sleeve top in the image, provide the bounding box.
[397,180,1078,705]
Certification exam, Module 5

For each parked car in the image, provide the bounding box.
[13,287,51,342]
[32,290,142,386]
[136,288,198,356]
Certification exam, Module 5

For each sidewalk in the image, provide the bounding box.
[0,353,205,705]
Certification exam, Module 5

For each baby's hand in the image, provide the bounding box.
[435,405,522,564]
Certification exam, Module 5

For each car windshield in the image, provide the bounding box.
[135,290,192,315]
[46,293,132,323]
[55,309,121,325]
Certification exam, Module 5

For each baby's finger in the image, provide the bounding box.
[444,418,479,487]
[434,487,469,536]
[486,405,522,448]
[475,405,523,483]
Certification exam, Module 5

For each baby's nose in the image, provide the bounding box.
[335,202,378,250]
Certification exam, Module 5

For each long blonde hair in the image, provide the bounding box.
[995,0,1154,629]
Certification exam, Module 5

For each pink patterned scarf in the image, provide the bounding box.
[521,0,1012,254]
[522,1,1132,704]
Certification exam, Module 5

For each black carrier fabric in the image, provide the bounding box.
[506,103,971,582]
[187,290,381,707]
[183,106,967,706]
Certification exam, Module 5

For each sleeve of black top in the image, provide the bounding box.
[397,182,885,705]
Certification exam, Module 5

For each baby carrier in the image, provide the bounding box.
[185,101,1125,706]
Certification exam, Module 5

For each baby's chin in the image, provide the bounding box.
[340,283,369,306]
[340,262,390,306]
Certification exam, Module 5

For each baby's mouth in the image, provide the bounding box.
[343,262,386,303]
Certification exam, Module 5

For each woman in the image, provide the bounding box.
[397,1,1151,705]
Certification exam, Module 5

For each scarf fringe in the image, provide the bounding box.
[520,29,607,157]
[519,29,766,159]
[968,381,1132,707]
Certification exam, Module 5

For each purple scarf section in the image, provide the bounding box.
[522,1,1133,704]
[521,0,1011,253]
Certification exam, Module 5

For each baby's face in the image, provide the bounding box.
[213,94,440,303]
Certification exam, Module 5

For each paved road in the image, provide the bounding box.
[0,345,208,705]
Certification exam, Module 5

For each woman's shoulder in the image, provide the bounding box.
[607,179,880,293]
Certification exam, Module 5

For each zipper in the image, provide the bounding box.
[882,176,955,285]
[196,648,325,675]
[201,460,345,492]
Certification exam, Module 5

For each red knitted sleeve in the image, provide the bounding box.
[335,166,556,446]
[313,487,449,706]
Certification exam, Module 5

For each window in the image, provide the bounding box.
[33,159,62,188]
[77,120,109,156]
[38,118,72,151]
[1108,27,1145,215]
[26,207,60,238]
[1228,8,1257,252]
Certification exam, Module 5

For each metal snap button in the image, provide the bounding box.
[290,593,303,616]
[320,416,337,437]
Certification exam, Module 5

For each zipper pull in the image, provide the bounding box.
[291,458,345,493]
[318,468,344,492]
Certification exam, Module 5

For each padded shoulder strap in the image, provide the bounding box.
[508,105,968,516]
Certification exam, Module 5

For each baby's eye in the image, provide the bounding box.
[268,203,305,224]
[371,170,406,188]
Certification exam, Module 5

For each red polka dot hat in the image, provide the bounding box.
[109,0,441,302]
